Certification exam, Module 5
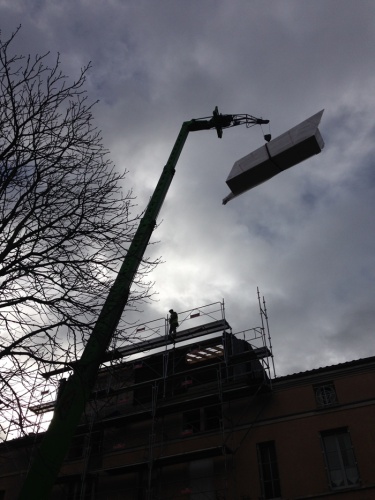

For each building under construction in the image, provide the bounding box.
[1,297,375,499]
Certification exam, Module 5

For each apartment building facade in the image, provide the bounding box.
[1,305,374,499]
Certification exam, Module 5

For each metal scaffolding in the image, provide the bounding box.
[24,295,275,499]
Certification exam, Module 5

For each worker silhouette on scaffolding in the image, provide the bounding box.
[168,309,179,342]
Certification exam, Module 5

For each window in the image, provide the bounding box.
[182,405,221,435]
[68,434,86,460]
[321,429,360,489]
[314,382,337,407]
[204,405,221,431]
[90,430,102,455]
[183,409,201,434]
[257,441,281,499]
[53,475,95,500]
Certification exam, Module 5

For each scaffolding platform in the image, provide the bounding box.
[228,345,271,363]
[29,401,56,415]
[102,445,232,475]
[42,318,230,379]
[116,318,231,358]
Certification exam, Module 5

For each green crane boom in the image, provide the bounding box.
[18,108,268,499]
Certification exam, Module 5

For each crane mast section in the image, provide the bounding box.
[17,120,194,499]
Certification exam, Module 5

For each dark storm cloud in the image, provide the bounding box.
[1,0,375,375]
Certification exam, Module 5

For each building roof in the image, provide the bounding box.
[275,355,375,383]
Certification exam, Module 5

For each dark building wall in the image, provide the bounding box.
[1,355,375,499]
[230,361,375,499]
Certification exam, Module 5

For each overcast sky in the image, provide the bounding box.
[2,0,375,377]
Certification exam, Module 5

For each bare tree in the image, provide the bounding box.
[0,27,154,439]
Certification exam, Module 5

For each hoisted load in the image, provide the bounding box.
[223,110,325,204]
